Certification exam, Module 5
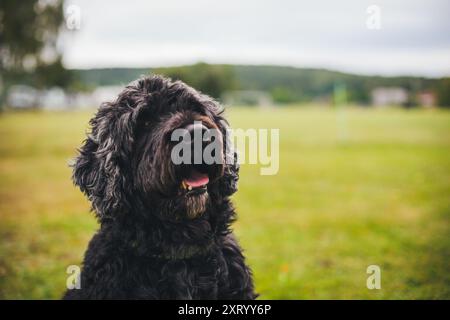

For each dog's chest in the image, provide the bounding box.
[133,252,227,299]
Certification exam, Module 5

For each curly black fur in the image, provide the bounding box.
[63,76,256,299]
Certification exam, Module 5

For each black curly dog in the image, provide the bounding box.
[64,76,256,299]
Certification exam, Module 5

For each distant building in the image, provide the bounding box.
[7,85,40,109]
[6,85,124,110]
[371,87,408,107]
[41,88,69,110]
[416,91,436,108]
[222,90,273,107]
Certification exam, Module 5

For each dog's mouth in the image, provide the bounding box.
[179,165,210,196]
[176,163,218,219]
[182,169,209,189]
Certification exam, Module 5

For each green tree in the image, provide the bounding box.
[154,63,237,99]
[0,0,73,107]
[436,78,450,107]
[271,86,297,104]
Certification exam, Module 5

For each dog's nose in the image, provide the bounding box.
[184,123,211,144]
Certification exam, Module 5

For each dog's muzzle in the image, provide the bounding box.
[175,122,224,197]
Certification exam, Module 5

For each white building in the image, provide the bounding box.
[222,90,273,107]
[7,85,124,110]
[371,87,408,107]
[6,85,39,109]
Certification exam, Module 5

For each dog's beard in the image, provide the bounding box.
[176,163,217,219]
[184,191,209,219]
[151,180,211,220]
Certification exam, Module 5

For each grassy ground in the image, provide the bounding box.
[0,107,449,299]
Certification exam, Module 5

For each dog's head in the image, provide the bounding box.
[73,76,239,222]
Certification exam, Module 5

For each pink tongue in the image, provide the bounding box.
[184,170,209,188]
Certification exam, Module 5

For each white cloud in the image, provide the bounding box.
[61,0,450,76]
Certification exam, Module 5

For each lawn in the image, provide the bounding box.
[0,106,449,299]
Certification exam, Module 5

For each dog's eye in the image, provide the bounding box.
[143,121,151,127]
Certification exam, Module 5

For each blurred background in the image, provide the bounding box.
[0,0,449,299]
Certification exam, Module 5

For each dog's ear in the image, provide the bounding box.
[218,118,240,196]
[72,100,136,220]
[223,149,240,195]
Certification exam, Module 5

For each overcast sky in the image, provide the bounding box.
[61,0,450,77]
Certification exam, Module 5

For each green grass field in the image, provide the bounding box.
[0,107,449,299]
